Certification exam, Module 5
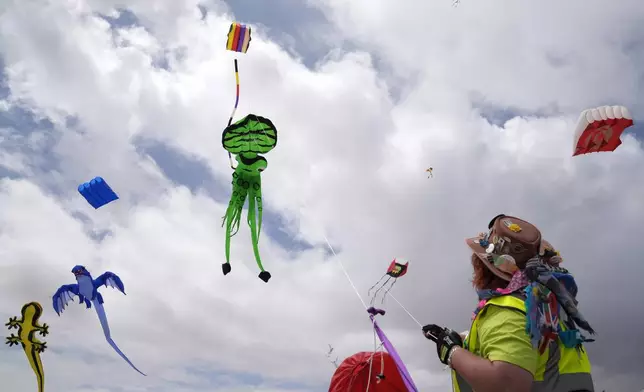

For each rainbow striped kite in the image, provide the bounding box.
[226,22,251,53]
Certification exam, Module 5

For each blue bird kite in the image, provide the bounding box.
[52,265,145,375]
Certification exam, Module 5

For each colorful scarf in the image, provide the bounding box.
[473,258,594,353]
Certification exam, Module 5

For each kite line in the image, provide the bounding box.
[226,59,241,169]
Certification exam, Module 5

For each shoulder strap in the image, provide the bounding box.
[486,294,526,313]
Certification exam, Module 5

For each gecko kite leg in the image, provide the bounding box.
[93,299,146,375]
[221,170,248,275]
[247,178,270,282]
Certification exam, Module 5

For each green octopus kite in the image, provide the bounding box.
[221,114,278,282]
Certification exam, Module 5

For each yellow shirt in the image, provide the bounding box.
[476,305,539,376]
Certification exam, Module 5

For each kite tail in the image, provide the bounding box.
[225,176,247,238]
[36,367,44,392]
[224,211,240,264]
[226,59,240,169]
[27,347,44,392]
[381,277,398,304]
[247,190,266,272]
[255,176,263,237]
[229,202,243,237]
[367,274,388,299]
[222,176,246,266]
[224,216,232,264]
[92,299,146,376]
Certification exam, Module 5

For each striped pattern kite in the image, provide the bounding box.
[224,22,252,168]
[226,22,251,53]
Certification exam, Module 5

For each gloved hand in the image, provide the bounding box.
[422,324,463,365]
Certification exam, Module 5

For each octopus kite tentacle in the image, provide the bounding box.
[247,175,266,273]
[221,153,272,282]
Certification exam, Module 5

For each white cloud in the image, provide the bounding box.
[0,0,643,391]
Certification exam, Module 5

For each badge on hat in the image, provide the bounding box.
[502,219,522,233]
[493,254,519,274]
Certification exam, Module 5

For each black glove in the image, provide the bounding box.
[422,324,463,365]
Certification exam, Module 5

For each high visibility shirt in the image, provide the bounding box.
[451,295,594,392]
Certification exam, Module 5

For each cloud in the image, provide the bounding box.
[0,0,643,391]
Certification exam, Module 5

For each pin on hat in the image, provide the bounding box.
[466,215,543,281]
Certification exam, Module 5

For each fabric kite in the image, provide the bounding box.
[224,22,252,169]
[226,22,251,53]
[426,167,433,178]
[5,302,48,392]
[368,258,409,304]
[51,265,145,375]
[330,352,406,391]
[78,177,119,209]
[572,105,633,156]
[221,114,278,282]
[329,307,418,391]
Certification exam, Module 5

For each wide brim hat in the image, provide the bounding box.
[466,215,558,282]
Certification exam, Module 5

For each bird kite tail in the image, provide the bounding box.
[92,299,146,376]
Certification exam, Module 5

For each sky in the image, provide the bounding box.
[0,0,643,391]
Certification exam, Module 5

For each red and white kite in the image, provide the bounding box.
[572,105,633,156]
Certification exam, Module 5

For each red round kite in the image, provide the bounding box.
[572,105,633,156]
[329,351,407,392]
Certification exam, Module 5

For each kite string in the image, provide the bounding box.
[319,218,420,326]
[225,59,274,170]
[321,234,368,310]
[321,226,424,329]
[388,292,423,328]
[365,318,378,392]
[227,59,241,169]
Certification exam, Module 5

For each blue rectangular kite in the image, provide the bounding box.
[78,177,119,209]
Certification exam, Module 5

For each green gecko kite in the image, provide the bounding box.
[6,302,49,392]
[221,114,278,282]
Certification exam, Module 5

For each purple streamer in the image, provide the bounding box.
[368,307,418,391]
